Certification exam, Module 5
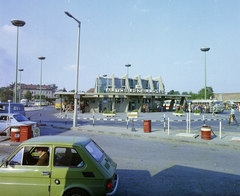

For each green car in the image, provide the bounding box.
[0,136,119,196]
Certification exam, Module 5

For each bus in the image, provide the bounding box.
[191,99,225,113]
[163,100,181,111]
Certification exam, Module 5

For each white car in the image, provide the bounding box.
[0,113,40,137]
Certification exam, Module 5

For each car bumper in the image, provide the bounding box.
[106,174,119,196]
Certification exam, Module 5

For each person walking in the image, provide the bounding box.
[212,104,216,117]
[228,107,239,126]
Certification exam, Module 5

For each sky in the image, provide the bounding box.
[0,0,240,94]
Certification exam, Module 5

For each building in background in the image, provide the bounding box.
[55,74,189,113]
[9,83,58,101]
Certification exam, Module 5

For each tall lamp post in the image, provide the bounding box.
[125,64,131,89]
[125,64,131,74]
[38,56,45,107]
[18,68,24,102]
[11,19,25,103]
[65,11,81,128]
[200,47,210,99]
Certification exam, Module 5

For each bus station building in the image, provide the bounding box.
[55,74,190,113]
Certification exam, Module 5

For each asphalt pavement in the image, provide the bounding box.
[1,108,240,147]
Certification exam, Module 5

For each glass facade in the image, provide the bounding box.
[95,75,164,94]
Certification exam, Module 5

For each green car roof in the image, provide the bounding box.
[22,135,91,146]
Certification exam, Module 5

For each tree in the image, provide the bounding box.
[188,91,199,99]
[0,87,13,102]
[24,91,32,101]
[182,91,189,95]
[198,86,214,99]
[167,90,180,95]
[33,95,46,99]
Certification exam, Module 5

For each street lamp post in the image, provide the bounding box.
[65,11,81,128]
[125,64,131,89]
[200,47,210,99]
[11,19,25,103]
[18,68,24,102]
[38,56,45,107]
[125,64,131,77]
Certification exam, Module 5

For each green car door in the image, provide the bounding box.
[0,146,52,196]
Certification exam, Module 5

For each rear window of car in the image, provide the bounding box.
[13,114,28,122]
[85,141,103,162]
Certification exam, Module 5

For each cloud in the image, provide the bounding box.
[184,60,193,65]
[0,47,15,87]
[140,9,149,13]
[2,25,16,33]
[64,64,76,71]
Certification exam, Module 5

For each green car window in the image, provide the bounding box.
[9,148,24,165]
[85,141,103,162]
[54,147,84,167]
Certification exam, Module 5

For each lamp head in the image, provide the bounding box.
[64,11,73,18]
[38,56,46,60]
[11,19,25,27]
[200,47,210,52]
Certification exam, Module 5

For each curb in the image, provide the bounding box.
[70,126,240,148]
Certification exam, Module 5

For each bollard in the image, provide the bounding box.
[219,121,222,139]
[163,114,166,132]
[131,119,136,132]
[167,117,170,135]
[40,112,42,124]
[65,113,67,125]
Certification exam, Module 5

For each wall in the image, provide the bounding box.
[214,93,240,101]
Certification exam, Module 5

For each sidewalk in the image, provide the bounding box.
[1,111,240,148]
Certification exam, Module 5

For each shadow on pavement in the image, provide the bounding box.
[116,165,240,195]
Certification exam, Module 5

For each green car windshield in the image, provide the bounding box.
[85,141,103,161]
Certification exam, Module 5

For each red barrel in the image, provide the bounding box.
[20,125,33,142]
[11,127,20,142]
[201,126,212,140]
[143,120,151,133]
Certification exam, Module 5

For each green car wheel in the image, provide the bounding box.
[64,188,90,196]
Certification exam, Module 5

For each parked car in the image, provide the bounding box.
[0,113,40,137]
[20,99,29,107]
[0,136,119,196]
[0,102,25,116]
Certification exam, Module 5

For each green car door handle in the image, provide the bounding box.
[41,171,51,176]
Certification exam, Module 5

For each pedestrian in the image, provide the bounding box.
[212,104,216,117]
[228,107,239,126]
[143,104,146,113]
[146,104,149,112]
[163,104,166,112]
